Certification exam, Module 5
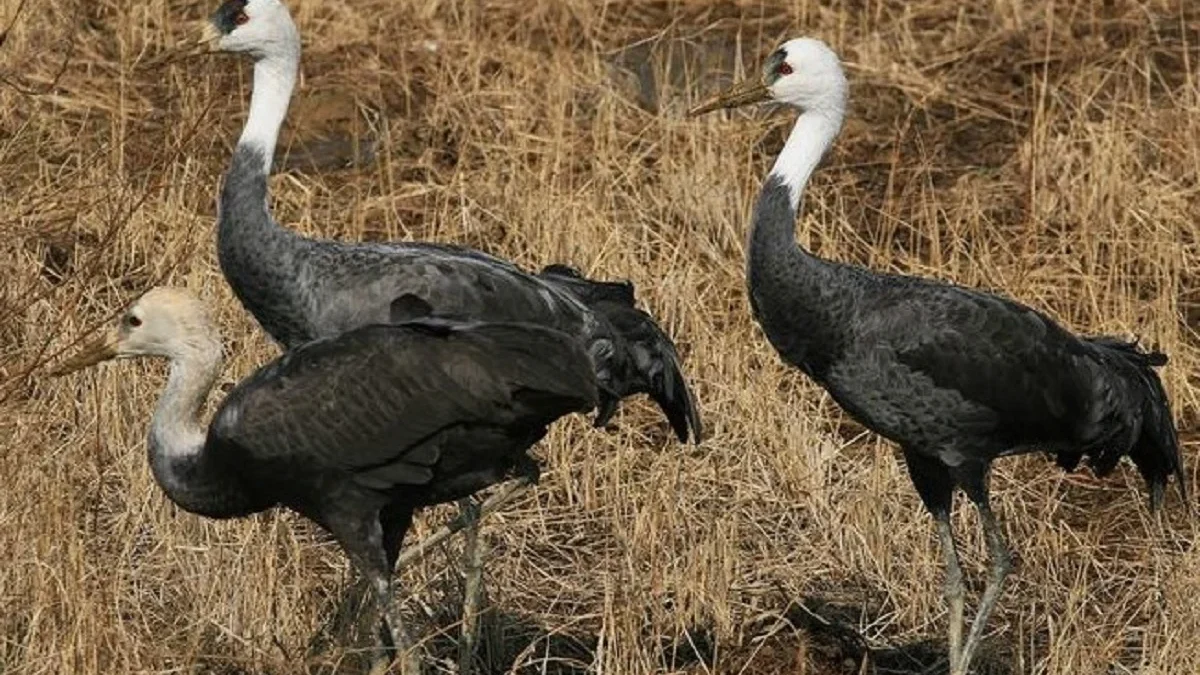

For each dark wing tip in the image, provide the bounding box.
[593,395,620,428]
[656,356,704,444]
[1173,461,1190,514]
[1147,475,1188,515]
[680,389,705,444]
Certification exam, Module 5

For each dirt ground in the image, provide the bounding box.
[1,0,1198,673]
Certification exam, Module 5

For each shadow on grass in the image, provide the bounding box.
[194,583,1013,675]
[299,577,603,675]
[745,596,1016,675]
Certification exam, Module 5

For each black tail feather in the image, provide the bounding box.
[1133,353,1188,512]
[594,395,621,429]
[1087,337,1187,511]
[539,265,703,443]
[621,311,703,443]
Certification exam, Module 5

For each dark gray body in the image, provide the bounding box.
[219,145,701,442]
[150,319,597,568]
[145,317,596,668]
[747,176,1183,514]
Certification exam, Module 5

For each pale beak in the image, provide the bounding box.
[182,20,222,57]
[688,79,771,117]
[49,330,121,377]
[135,21,220,70]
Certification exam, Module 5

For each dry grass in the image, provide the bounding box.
[2,0,1199,673]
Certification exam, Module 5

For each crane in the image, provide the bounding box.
[51,287,598,674]
[192,0,701,667]
[690,37,1186,675]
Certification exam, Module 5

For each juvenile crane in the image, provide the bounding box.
[51,288,598,674]
[690,38,1186,674]
[191,4,701,650]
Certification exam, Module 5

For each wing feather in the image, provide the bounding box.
[868,286,1090,432]
[210,321,597,490]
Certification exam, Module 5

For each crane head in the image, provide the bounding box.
[50,288,222,376]
[688,37,847,118]
[187,0,299,60]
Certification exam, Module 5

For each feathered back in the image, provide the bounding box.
[212,317,600,494]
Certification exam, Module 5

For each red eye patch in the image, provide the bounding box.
[777,62,793,76]
[235,11,249,25]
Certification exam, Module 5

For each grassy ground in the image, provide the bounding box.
[2,0,1198,673]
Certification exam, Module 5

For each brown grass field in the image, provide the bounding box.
[2,0,1199,673]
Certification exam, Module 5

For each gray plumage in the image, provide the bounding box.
[54,288,597,671]
[749,177,1185,505]
[209,319,597,516]
[206,0,700,443]
[202,2,698,669]
[220,145,700,443]
[695,37,1186,675]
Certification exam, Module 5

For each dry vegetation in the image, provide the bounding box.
[2,0,1199,673]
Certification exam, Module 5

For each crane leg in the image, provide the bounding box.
[371,575,424,675]
[395,477,533,568]
[935,514,966,674]
[901,448,964,674]
[333,513,423,675]
[458,497,484,675]
[957,503,1011,673]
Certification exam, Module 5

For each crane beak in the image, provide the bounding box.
[49,331,120,377]
[688,79,771,117]
[182,20,222,57]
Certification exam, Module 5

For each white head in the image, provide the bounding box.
[763,38,847,115]
[198,0,299,61]
[51,288,223,375]
[689,37,847,117]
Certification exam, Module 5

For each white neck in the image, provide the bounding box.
[237,49,299,174]
[149,344,223,461]
[768,106,845,213]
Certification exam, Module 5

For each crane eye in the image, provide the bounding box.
[777,62,794,76]
[235,11,249,25]
[126,314,142,328]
